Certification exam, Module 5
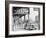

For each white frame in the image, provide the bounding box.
[9,3,43,35]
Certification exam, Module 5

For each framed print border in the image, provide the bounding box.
[5,1,45,37]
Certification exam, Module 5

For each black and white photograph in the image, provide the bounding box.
[12,7,40,31]
[5,1,45,37]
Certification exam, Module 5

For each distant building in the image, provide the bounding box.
[35,16,39,23]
